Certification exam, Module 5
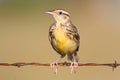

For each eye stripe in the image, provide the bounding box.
[62,13,70,17]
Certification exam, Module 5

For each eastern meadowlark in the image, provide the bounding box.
[46,9,80,74]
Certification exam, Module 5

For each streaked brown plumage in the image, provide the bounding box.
[46,9,80,74]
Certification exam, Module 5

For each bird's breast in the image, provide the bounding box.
[53,25,77,54]
[53,25,67,49]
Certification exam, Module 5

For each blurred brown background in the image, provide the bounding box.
[0,0,120,80]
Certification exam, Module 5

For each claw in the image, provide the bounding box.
[50,62,58,74]
[70,61,78,74]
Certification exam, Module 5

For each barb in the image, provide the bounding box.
[0,60,120,70]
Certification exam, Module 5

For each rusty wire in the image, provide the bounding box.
[0,60,120,71]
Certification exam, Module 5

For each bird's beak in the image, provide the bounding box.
[45,11,54,15]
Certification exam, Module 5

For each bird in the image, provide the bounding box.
[46,9,80,74]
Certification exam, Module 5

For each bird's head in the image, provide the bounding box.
[46,9,71,24]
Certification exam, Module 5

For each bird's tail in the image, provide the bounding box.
[67,53,79,62]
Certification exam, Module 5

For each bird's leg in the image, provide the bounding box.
[50,55,65,74]
[70,54,78,74]
[50,61,58,74]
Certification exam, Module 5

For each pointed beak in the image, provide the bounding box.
[45,11,54,15]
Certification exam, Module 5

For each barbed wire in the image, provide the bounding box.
[0,60,120,71]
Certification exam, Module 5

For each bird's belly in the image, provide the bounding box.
[53,27,77,54]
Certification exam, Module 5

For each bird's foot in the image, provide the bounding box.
[70,61,78,74]
[50,62,58,74]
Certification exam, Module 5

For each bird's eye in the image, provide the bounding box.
[59,11,62,15]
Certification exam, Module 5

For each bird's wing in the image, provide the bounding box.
[48,23,56,44]
[63,24,80,51]
[64,24,80,43]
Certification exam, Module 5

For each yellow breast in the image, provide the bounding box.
[54,25,67,50]
[53,24,77,54]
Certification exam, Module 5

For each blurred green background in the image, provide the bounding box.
[0,0,120,80]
